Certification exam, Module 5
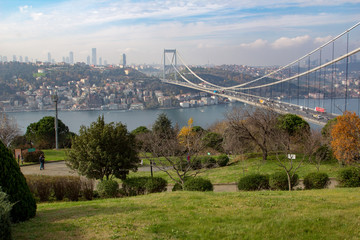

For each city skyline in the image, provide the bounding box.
[0,1,359,66]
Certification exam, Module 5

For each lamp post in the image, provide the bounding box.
[52,92,59,150]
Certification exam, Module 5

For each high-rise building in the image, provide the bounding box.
[62,57,65,62]
[48,52,51,63]
[19,56,23,62]
[66,57,69,63]
[99,57,102,66]
[104,60,107,66]
[123,53,126,66]
[25,56,29,63]
[3,56,7,62]
[13,55,17,62]
[87,56,90,65]
[69,51,74,64]
[91,48,97,65]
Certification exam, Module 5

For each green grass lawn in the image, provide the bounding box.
[12,188,360,240]
[42,149,67,162]
[129,155,343,184]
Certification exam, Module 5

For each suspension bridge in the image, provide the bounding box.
[160,22,360,126]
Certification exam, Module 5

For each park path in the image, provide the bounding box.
[20,161,338,191]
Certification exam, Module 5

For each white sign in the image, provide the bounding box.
[287,154,296,160]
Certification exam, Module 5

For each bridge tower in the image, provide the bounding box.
[163,49,177,81]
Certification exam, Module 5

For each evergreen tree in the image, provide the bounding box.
[67,115,140,180]
[0,140,36,222]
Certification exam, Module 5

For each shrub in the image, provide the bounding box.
[122,177,148,196]
[184,177,213,191]
[216,154,229,167]
[337,167,360,187]
[81,178,95,200]
[52,176,67,201]
[201,156,217,169]
[145,177,168,193]
[22,150,44,163]
[190,158,202,170]
[0,141,36,222]
[172,182,183,191]
[269,172,299,190]
[34,176,52,202]
[65,177,81,201]
[303,172,330,189]
[97,179,119,198]
[237,174,269,191]
[0,188,13,240]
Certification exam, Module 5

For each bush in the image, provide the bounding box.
[216,154,229,167]
[97,179,119,198]
[201,156,217,169]
[81,178,95,200]
[65,177,81,201]
[337,167,360,187]
[0,188,13,240]
[52,176,67,201]
[172,182,183,191]
[269,172,299,190]
[34,177,52,202]
[237,174,269,191]
[122,177,147,196]
[145,177,168,193]
[22,150,44,163]
[183,177,213,191]
[303,172,330,189]
[190,158,202,170]
[0,141,36,222]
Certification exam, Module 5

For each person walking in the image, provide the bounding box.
[39,153,45,170]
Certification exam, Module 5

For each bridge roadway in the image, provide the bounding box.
[161,79,337,126]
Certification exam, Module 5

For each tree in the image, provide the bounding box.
[152,113,174,138]
[0,112,21,147]
[277,114,310,137]
[66,115,140,180]
[270,124,312,191]
[225,106,279,161]
[331,111,360,164]
[25,116,72,149]
[0,140,36,222]
[141,118,207,187]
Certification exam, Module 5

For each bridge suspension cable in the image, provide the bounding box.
[169,21,360,91]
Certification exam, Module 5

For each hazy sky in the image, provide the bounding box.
[0,0,359,66]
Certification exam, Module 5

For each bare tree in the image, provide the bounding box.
[225,106,279,162]
[140,125,207,188]
[0,112,21,147]
[305,130,329,172]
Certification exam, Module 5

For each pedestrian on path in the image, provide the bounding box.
[39,154,45,170]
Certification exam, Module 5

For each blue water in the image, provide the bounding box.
[8,102,244,134]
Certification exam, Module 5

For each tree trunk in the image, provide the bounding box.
[286,172,292,191]
[262,149,268,162]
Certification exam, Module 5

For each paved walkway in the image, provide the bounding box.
[20,161,338,191]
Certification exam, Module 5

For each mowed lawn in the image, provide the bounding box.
[12,188,360,240]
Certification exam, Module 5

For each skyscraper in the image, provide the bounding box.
[123,53,126,67]
[99,57,102,66]
[91,48,97,65]
[69,51,74,64]
[13,55,17,62]
[87,56,90,65]
[25,56,29,63]
[48,52,51,63]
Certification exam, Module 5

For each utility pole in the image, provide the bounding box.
[52,92,59,150]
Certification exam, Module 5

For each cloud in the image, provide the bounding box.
[19,5,31,13]
[271,35,311,49]
[314,35,333,44]
[240,39,268,48]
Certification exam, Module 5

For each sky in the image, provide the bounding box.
[0,0,359,66]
